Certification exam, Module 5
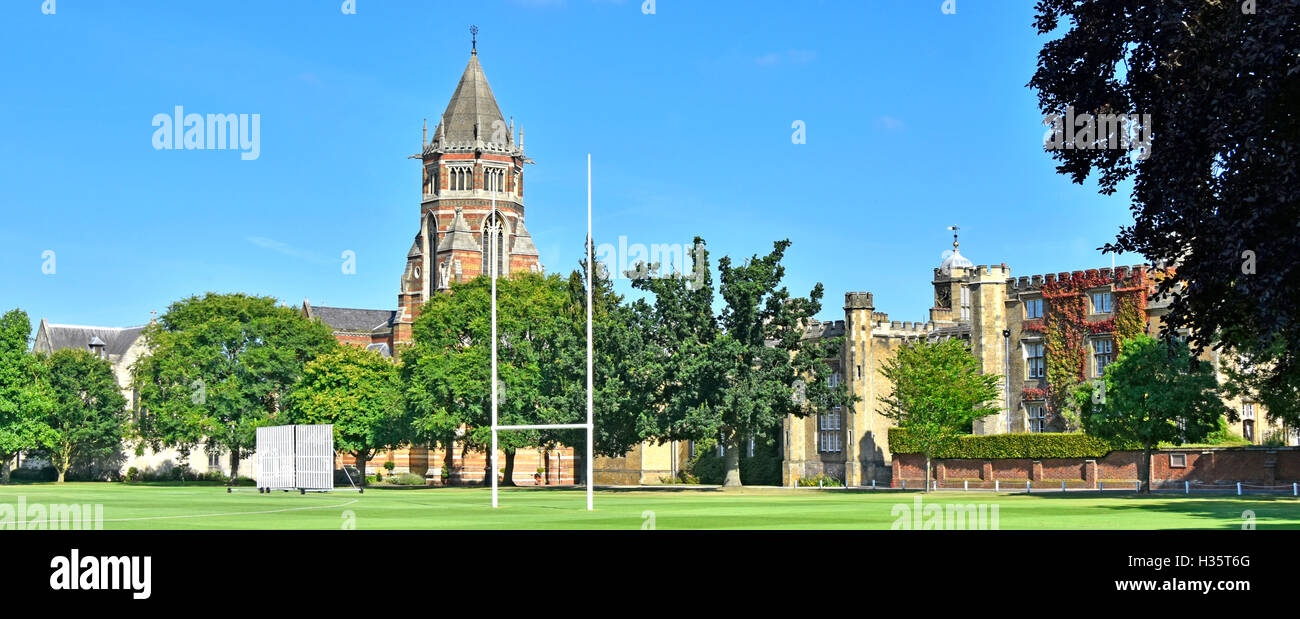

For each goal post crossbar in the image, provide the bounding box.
[494,423,592,431]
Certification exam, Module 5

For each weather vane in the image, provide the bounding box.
[470,25,478,54]
[947,225,960,249]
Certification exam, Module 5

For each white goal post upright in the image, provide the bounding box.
[491,196,499,509]
[585,153,594,511]
[488,158,595,511]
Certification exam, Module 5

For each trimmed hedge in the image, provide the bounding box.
[888,427,1117,459]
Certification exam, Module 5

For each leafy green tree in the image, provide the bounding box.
[633,238,849,486]
[0,309,54,484]
[1221,338,1300,435]
[287,345,407,483]
[1081,335,1227,493]
[404,273,568,485]
[133,293,336,478]
[533,253,663,481]
[39,349,128,483]
[1029,0,1300,427]
[878,338,1002,492]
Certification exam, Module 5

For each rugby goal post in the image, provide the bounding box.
[488,156,595,511]
[247,424,361,494]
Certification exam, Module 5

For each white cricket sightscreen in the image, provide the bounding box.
[488,157,595,511]
[255,424,335,492]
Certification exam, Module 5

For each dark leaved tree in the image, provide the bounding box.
[1029,0,1300,425]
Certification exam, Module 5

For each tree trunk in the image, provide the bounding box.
[572,437,585,486]
[501,448,517,487]
[57,445,70,483]
[722,434,742,487]
[228,450,240,481]
[1,454,12,485]
[354,451,368,483]
[1140,445,1153,494]
[443,436,455,485]
[924,455,932,493]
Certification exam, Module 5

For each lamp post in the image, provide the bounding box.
[1003,329,1011,433]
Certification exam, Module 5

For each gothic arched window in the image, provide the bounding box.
[483,212,507,277]
[451,167,474,191]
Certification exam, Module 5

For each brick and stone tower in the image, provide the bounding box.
[393,39,540,344]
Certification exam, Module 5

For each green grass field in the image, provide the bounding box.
[2,483,1297,530]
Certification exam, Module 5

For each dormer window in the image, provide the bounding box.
[88,335,107,360]
[1091,291,1113,313]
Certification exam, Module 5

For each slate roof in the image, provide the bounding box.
[443,207,482,252]
[510,219,539,257]
[365,343,393,359]
[436,53,508,147]
[38,324,145,356]
[309,306,396,334]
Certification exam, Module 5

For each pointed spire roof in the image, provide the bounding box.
[443,207,483,252]
[510,219,539,257]
[435,53,508,148]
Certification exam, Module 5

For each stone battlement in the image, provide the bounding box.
[971,264,1012,278]
[844,291,874,310]
[876,319,936,336]
[1006,264,1150,291]
[803,319,845,339]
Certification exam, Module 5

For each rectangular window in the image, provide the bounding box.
[1091,291,1114,313]
[960,286,971,320]
[1093,339,1114,376]
[1025,298,1043,320]
[1027,405,1047,433]
[747,436,755,458]
[1242,403,1255,420]
[1170,453,1187,468]
[688,441,696,459]
[207,450,222,470]
[1025,342,1045,379]
[819,407,842,453]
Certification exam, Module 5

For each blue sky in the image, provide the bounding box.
[0,0,1140,332]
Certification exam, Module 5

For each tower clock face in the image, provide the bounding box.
[413,266,422,279]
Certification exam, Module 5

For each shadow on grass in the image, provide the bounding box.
[1018,491,1300,529]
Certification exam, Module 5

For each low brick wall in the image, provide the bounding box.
[892,447,1300,488]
